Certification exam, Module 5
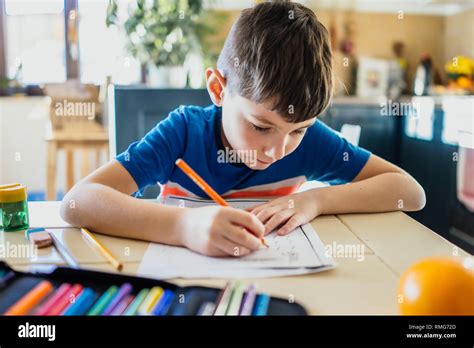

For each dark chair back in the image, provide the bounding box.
[109,86,211,198]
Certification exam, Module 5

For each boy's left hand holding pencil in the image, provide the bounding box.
[175,159,267,257]
[176,205,266,257]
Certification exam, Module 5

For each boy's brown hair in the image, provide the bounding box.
[217,1,333,122]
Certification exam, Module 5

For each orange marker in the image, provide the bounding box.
[175,158,269,248]
[5,280,54,315]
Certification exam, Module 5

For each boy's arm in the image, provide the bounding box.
[60,160,184,245]
[251,155,426,235]
[61,160,265,256]
[312,154,426,215]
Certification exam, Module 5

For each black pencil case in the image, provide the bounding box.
[0,261,307,315]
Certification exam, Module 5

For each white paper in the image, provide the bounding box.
[138,196,336,279]
[28,201,72,229]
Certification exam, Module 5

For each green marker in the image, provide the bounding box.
[87,285,118,316]
[124,288,149,315]
[226,282,245,315]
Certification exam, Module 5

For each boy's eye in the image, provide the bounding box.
[251,124,271,133]
[293,128,307,135]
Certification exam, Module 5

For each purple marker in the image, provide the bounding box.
[102,283,133,316]
[110,295,135,316]
[239,284,257,316]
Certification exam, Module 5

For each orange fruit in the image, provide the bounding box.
[398,257,474,315]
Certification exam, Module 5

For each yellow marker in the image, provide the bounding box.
[137,286,164,315]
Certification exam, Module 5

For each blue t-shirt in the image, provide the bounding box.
[116,104,371,199]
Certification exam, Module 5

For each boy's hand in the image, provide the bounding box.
[249,190,321,236]
[178,206,265,257]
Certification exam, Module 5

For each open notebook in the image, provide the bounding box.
[137,195,336,279]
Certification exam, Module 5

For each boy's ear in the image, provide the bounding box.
[205,68,226,107]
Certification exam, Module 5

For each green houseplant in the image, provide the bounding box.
[106,0,225,88]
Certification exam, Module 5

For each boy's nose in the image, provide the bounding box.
[264,143,286,161]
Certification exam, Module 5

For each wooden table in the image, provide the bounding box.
[1,202,471,315]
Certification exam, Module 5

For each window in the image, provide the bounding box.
[77,0,141,84]
[5,0,66,84]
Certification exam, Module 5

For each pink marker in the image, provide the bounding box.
[35,283,71,316]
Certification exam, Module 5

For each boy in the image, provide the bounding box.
[61,2,425,257]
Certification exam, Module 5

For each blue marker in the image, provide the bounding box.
[63,288,96,315]
[252,293,270,316]
[151,289,175,315]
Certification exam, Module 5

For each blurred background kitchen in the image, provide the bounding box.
[0,0,473,252]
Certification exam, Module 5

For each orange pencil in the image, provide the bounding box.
[175,158,269,248]
[5,280,54,315]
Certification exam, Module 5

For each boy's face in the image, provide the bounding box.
[220,94,316,170]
